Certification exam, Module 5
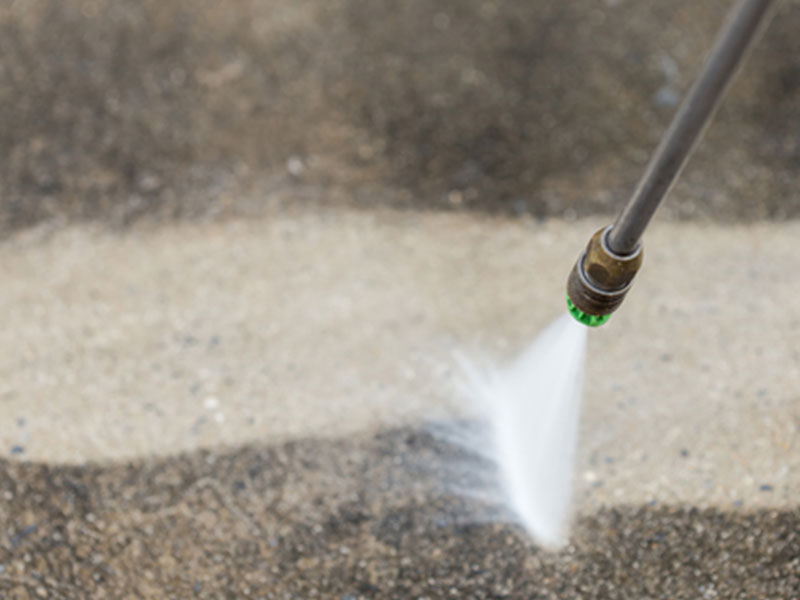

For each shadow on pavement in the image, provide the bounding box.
[1,426,797,598]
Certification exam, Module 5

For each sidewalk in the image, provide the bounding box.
[1,207,798,509]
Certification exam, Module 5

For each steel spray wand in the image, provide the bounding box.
[567,0,776,327]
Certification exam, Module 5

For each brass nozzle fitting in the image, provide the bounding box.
[567,226,643,318]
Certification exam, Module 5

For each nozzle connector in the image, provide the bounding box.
[567,295,610,327]
[566,225,643,325]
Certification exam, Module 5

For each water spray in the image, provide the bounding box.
[461,0,778,550]
[567,0,776,326]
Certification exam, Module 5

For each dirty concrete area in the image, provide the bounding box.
[2,0,800,233]
[1,429,798,598]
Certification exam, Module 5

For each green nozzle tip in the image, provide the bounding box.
[567,294,610,327]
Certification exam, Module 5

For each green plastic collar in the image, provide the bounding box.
[567,294,610,327]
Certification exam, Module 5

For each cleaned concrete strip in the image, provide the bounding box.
[1,209,798,509]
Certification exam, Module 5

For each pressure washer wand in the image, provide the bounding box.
[567,0,776,327]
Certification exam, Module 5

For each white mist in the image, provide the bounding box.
[462,314,587,548]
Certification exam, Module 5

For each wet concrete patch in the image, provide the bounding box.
[1,427,797,598]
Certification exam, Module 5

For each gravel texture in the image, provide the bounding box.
[2,0,800,233]
[1,427,798,599]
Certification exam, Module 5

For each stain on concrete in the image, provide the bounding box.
[1,0,800,234]
[1,427,797,598]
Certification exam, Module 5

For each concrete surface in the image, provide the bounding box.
[2,207,798,510]
[1,208,799,597]
[2,428,798,598]
[2,0,800,596]
[2,0,800,232]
